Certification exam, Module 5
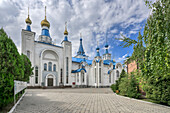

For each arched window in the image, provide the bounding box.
[66,57,69,84]
[99,68,101,83]
[53,64,56,71]
[48,62,52,71]
[99,61,101,66]
[44,63,47,71]
[27,51,30,59]
[95,68,96,83]
[77,73,79,82]
[116,70,119,78]
[109,73,111,83]
[35,66,38,84]
[82,72,84,83]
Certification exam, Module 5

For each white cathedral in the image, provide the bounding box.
[22,7,125,88]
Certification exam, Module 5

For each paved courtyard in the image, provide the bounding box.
[14,88,170,113]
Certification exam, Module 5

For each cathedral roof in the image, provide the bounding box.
[72,57,92,65]
[72,68,87,73]
[103,60,116,65]
[35,41,63,48]
[77,35,85,55]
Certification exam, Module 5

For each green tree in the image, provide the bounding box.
[117,0,170,105]
[142,0,170,105]
[118,76,129,96]
[21,54,33,82]
[119,72,141,99]
[0,28,24,109]
[127,73,141,99]
[111,69,127,93]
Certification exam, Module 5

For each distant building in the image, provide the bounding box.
[22,7,125,87]
[127,60,137,74]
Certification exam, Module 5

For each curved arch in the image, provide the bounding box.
[45,73,56,86]
[39,48,60,60]
[116,63,122,69]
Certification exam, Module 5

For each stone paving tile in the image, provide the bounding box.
[14,88,170,113]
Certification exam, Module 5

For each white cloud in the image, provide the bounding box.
[116,54,127,63]
[0,0,149,59]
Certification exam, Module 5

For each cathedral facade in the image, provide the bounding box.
[22,7,125,87]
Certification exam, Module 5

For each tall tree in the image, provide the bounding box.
[142,0,170,105]
[0,28,27,108]
[21,54,33,82]
[117,0,170,105]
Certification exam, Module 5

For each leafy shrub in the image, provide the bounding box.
[119,72,141,99]
[110,84,117,93]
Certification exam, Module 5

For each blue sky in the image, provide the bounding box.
[0,0,151,63]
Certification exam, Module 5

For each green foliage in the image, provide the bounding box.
[0,28,33,109]
[118,76,129,96]
[115,33,137,48]
[118,0,170,105]
[111,69,127,93]
[119,73,141,99]
[21,54,33,82]
[141,0,170,105]
[110,84,117,93]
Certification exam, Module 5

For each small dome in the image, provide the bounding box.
[41,18,50,28]
[64,29,68,35]
[25,16,32,24]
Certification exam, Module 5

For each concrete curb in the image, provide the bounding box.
[8,91,26,113]
[114,93,170,109]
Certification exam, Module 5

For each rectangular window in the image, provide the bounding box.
[35,66,38,84]
[77,74,79,82]
[82,73,84,83]
[60,69,62,83]
[109,74,111,83]
[95,68,96,83]
[99,68,101,83]
[27,51,30,59]
[66,57,69,84]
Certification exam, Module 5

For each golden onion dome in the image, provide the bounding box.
[64,28,68,35]
[41,17,50,28]
[25,16,32,24]
[41,6,50,28]
[25,7,32,24]
[64,22,68,35]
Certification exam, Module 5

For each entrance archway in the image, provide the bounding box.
[48,78,53,86]
[45,74,56,86]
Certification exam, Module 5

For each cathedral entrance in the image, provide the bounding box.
[45,74,56,86]
[48,78,53,86]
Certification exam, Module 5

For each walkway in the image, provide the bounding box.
[14,88,170,113]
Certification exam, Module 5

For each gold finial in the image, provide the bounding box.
[28,7,29,17]
[45,6,46,19]
[64,21,68,35]
[25,7,32,24]
[80,33,82,38]
[41,6,50,28]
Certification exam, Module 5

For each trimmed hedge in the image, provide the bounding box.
[0,28,33,109]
